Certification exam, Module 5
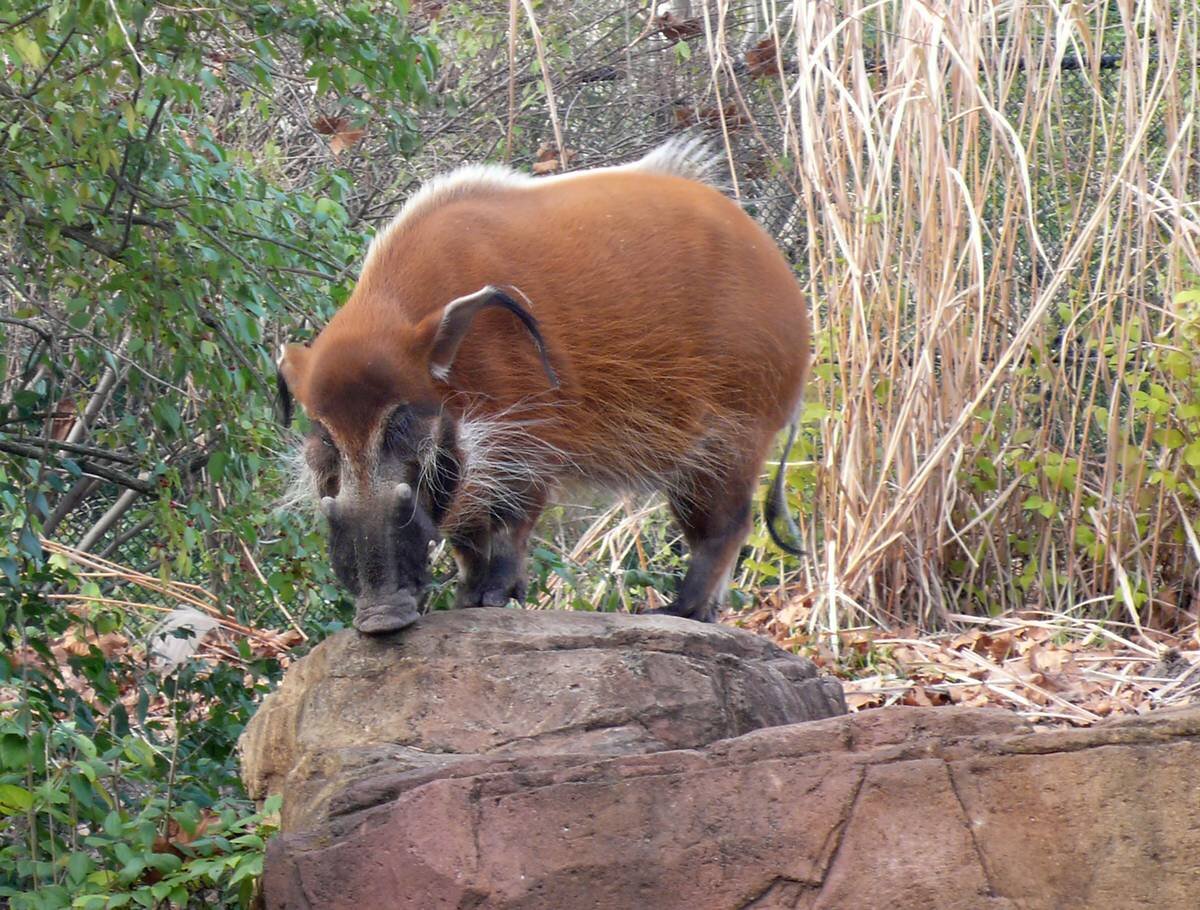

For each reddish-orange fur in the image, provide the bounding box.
[282,167,809,496]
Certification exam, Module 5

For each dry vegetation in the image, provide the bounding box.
[772,0,1200,631]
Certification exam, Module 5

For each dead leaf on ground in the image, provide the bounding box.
[1026,642,1072,674]
[745,37,781,77]
[950,629,1017,662]
[948,684,991,708]
[250,628,305,660]
[531,143,578,175]
[901,685,950,707]
[60,629,130,660]
[727,605,1198,726]
[672,102,747,132]
[311,115,347,135]
[329,127,366,156]
[412,0,445,20]
[845,689,885,710]
[153,810,218,859]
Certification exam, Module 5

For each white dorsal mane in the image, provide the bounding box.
[363,136,720,272]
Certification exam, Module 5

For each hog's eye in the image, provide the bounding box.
[305,428,338,467]
[383,406,415,452]
[303,427,341,499]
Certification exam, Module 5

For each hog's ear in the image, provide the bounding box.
[275,343,311,427]
[424,285,559,388]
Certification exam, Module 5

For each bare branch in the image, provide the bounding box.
[0,439,154,493]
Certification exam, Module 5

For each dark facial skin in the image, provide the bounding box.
[320,484,437,632]
[307,406,457,634]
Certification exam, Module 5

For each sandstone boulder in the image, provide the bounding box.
[240,607,847,832]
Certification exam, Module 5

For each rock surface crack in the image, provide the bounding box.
[945,760,1002,901]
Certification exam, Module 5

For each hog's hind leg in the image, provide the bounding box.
[650,450,764,623]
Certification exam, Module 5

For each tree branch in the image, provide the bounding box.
[0,315,54,345]
[42,476,99,537]
[0,5,49,32]
[23,26,77,98]
[0,439,154,493]
[76,485,142,552]
[98,512,155,558]
[8,435,139,465]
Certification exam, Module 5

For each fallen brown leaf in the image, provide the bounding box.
[672,102,747,132]
[329,127,366,156]
[531,143,578,175]
[312,115,347,135]
[745,37,781,77]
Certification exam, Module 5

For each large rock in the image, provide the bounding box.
[240,607,847,832]
[242,610,1200,909]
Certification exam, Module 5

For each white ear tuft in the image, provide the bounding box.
[395,482,412,500]
[319,496,336,518]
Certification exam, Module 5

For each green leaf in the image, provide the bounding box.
[0,733,31,769]
[145,851,182,874]
[104,809,125,836]
[1156,428,1185,449]
[12,31,46,68]
[66,850,93,885]
[208,450,229,482]
[122,736,158,771]
[0,783,34,814]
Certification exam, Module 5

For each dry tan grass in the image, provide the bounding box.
[687,0,1200,635]
[40,538,305,654]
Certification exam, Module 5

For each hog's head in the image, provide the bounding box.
[275,286,556,633]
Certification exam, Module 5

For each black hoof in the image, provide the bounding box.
[641,603,718,623]
[455,578,527,610]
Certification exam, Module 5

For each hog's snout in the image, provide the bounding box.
[320,483,436,635]
[353,590,421,634]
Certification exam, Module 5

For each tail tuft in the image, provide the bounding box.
[763,421,806,557]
